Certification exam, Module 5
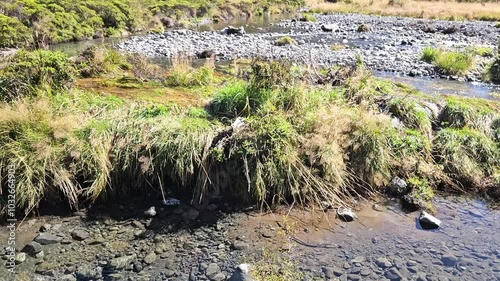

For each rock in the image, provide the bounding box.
[419,211,441,229]
[133,262,143,272]
[76,264,103,279]
[87,237,105,245]
[401,194,425,212]
[22,241,43,255]
[143,252,157,265]
[232,240,249,250]
[111,254,136,269]
[15,253,26,264]
[160,16,175,28]
[352,256,365,263]
[321,24,338,32]
[35,233,62,245]
[71,229,90,241]
[468,209,484,218]
[357,24,371,32]
[441,253,458,267]
[389,176,408,195]
[220,26,245,36]
[39,224,52,232]
[322,266,335,278]
[207,204,218,211]
[337,206,355,222]
[131,220,144,228]
[184,208,200,221]
[60,274,77,281]
[206,263,221,279]
[372,204,385,212]
[144,206,157,217]
[375,257,392,269]
[35,262,58,275]
[211,273,226,281]
[198,49,216,59]
[442,26,458,34]
[385,267,403,280]
[35,251,45,259]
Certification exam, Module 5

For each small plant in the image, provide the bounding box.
[300,13,317,22]
[472,46,493,57]
[421,47,441,63]
[331,43,346,51]
[421,47,473,75]
[274,36,297,47]
[165,53,215,87]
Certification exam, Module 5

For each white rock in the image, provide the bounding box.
[419,211,441,229]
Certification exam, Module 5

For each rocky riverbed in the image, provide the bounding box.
[118,13,499,82]
[1,195,499,281]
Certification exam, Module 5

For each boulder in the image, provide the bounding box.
[220,26,245,36]
[71,229,90,241]
[357,24,371,32]
[15,253,26,264]
[35,233,62,245]
[22,241,43,255]
[206,263,221,279]
[228,264,253,281]
[111,254,136,270]
[401,194,425,212]
[419,211,441,229]
[144,206,156,217]
[337,207,355,222]
[321,24,338,32]
[198,49,216,59]
[160,17,175,28]
[389,176,408,195]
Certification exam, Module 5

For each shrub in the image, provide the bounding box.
[0,15,31,48]
[274,36,297,47]
[0,50,75,100]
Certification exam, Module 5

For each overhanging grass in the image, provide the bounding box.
[433,127,499,188]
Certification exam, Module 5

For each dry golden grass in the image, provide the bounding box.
[306,0,500,21]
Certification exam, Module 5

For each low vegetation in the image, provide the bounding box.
[421,47,474,75]
[274,36,297,46]
[0,47,498,217]
[486,46,500,83]
[305,0,500,21]
[0,0,304,49]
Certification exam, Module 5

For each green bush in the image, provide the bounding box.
[0,50,76,100]
[75,46,131,78]
[0,14,31,48]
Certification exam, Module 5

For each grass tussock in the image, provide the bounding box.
[433,128,499,189]
[274,36,297,46]
[439,96,496,134]
[165,53,215,87]
[421,47,474,76]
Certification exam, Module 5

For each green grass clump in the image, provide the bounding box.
[165,54,215,87]
[439,97,495,134]
[274,36,297,46]
[75,46,131,78]
[301,13,317,22]
[209,81,268,117]
[349,110,397,187]
[433,128,499,188]
[0,50,76,101]
[421,47,473,75]
[387,97,432,136]
[472,46,493,57]
[495,22,500,28]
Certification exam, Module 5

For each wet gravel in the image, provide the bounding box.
[118,13,499,82]
[1,196,499,281]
